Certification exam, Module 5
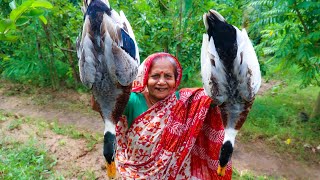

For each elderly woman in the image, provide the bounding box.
[114,52,232,179]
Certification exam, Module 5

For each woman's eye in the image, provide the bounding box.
[165,74,173,79]
[150,74,160,79]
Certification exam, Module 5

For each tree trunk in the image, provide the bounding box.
[311,91,320,119]
[36,35,43,61]
[42,23,59,90]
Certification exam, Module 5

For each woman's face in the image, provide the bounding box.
[147,58,176,102]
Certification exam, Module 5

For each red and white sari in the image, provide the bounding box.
[116,53,232,179]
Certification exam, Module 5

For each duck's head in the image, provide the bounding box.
[203,9,226,31]
[217,140,233,176]
[104,131,117,179]
[82,0,110,13]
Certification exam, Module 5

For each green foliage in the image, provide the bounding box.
[0,139,56,179]
[114,0,248,87]
[0,0,53,41]
[0,0,259,89]
[0,57,70,87]
[0,0,82,89]
[0,0,53,75]
[1,0,318,89]
[250,0,320,87]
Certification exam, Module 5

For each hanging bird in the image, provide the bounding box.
[76,0,139,178]
[201,10,261,176]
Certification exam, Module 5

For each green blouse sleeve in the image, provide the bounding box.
[123,92,148,128]
[175,91,180,100]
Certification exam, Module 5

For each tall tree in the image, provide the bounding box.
[250,0,320,118]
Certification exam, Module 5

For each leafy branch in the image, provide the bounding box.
[0,0,53,42]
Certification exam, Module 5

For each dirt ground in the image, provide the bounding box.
[0,119,108,179]
[0,80,319,179]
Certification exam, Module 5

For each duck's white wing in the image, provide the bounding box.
[242,29,261,95]
[233,28,261,101]
[201,33,228,105]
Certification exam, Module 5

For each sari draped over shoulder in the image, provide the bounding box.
[116,88,232,179]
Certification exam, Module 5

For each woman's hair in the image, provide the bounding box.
[151,55,178,80]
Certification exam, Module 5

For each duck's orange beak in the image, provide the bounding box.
[106,161,116,179]
[217,164,226,176]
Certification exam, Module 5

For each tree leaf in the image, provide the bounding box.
[31,0,53,9]
[0,34,18,41]
[38,15,47,24]
[297,1,320,9]
[9,0,52,23]
[9,1,33,22]
[0,53,10,60]
[16,17,30,26]
[24,9,45,17]
[0,18,14,33]
[184,0,192,16]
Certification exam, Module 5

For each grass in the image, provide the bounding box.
[0,138,57,179]
[0,112,8,122]
[232,169,285,180]
[48,120,102,151]
[240,65,320,163]
[0,111,101,179]
[7,118,23,130]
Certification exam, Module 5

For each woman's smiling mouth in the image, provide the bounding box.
[155,87,168,92]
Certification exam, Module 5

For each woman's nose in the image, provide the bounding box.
[157,76,166,84]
